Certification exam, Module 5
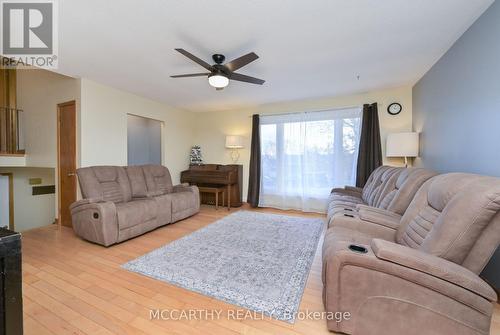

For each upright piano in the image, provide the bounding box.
[181,164,243,207]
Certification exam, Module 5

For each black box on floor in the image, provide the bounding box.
[0,228,22,335]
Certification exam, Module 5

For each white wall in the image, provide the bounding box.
[192,86,413,200]
[0,167,56,232]
[16,69,81,168]
[80,79,195,184]
[16,68,80,224]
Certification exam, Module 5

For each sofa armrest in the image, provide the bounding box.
[173,184,197,193]
[70,200,118,246]
[322,239,496,334]
[345,186,363,193]
[357,205,401,230]
[69,197,104,210]
[371,239,497,301]
[331,186,362,193]
[330,186,363,198]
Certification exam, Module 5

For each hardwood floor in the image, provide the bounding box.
[21,205,500,335]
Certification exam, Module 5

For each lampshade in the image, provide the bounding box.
[386,132,419,157]
[225,135,244,149]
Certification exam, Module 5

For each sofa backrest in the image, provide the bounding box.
[125,165,149,198]
[378,168,437,215]
[141,164,174,195]
[367,167,402,207]
[396,173,500,273]
[77,166,132,203]
[361,166,393,204]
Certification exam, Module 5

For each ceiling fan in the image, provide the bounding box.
[171,48,265,90]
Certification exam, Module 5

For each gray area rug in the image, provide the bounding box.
[122,211,324,322]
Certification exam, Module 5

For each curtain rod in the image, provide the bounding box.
[249,105,362,118]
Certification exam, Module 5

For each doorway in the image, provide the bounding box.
[0,173,14,230]
[127,114,163,166]
[57,101,77,227]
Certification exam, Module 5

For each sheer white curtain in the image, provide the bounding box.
[259,107,362,213]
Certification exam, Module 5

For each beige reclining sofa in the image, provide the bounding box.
[323,173,500,335]
[70,165,200,246]
[328,166,437,224]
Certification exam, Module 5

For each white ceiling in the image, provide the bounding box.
[57,0,493,112]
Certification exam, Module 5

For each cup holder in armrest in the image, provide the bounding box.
[344,213,355,218]
[349,244,368,254]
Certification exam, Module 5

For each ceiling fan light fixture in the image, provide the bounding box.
[208,74,229,89]
[172,49,264,88]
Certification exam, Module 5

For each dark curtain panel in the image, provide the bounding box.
[356,103,383,187]
[247,114,261,207]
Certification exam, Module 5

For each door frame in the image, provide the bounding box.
[57,100,77,227]
[0,173,14,230]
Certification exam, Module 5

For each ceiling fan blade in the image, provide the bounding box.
[225,52,259,72]
[230,72,265,85]
[170,73,209,78]
[175,48,213,71]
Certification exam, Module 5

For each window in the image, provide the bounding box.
[259,107,362,213]
[127,114,162,166]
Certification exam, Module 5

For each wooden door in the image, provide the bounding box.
[57,101,77,227]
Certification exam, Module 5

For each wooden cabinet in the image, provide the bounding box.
[0,228,22,335]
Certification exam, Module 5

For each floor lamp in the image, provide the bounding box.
[386,132,419,167]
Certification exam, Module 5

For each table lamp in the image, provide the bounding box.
[386,132,419,167]
[225,135,244,163]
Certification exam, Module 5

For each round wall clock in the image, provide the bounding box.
[388,103,402,115]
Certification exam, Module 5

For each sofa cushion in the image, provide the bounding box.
[142,165,174,194]
[77,166,131,203]
[379,168,437,215]
[125,166,148,198]
[423,175,500,265]
[360,166,391,203]
[399,204,440,249]
[152,194,173,225]
[367,167,401,207]
[395,173,500,273]
[116,199,157,230]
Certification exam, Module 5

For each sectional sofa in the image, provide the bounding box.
[323,167,500,335]
[70,165,200,246]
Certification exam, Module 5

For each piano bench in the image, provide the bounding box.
[198,186,229,211]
